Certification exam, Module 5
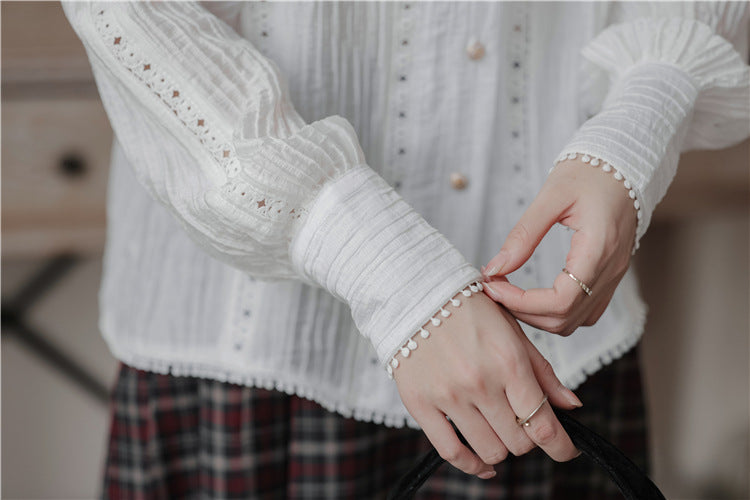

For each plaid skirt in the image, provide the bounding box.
[102,345,649,499]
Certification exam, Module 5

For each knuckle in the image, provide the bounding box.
[458,366,485,393]
[439,445,462,464]
[560,325,576,337]
[552,298,573,317]
[434,386,460,407]
[529,421,557,446]
[548,319,567,335]
[509,440,536,457]
[482,448,508,465]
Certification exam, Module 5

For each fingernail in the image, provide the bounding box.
[561,386,583,408]
[483,282,502,301]
[478,470,496,480]
[485,250,509,277]
[480,265,489,279]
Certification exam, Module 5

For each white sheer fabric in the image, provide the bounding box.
[63,1,749,428]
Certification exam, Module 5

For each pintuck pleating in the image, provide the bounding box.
[62,0,750,428]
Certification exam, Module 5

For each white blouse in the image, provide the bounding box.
[62,1,749,428]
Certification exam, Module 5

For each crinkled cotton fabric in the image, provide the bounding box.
[62,1,750,428]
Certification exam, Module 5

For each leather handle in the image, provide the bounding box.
[387,408,665,500]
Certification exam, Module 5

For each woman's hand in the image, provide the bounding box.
[481,158,638,336]
[392,290,582,479]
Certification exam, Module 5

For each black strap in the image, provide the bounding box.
[387,408,665,500]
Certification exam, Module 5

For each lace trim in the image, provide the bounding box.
[93,7,303,222]
[552,152,643,253]
[563,299,646,389]
[108,345,421,429]
[107,323,642,429]
[385,280,485,378]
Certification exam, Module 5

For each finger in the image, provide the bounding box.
[582,286,617,326]
[483,274,584,317]
[501,310,579,337]
[502,296,600,336]
[516,398,579,462]
[516,329,583,409]
[476,393,537,457]
[503,359,578,462]
[419,409,495,476]
[484,189,570,278]
[449,406,509,466]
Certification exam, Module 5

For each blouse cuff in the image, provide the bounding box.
[555,17,750,251]
[289,164,482,366]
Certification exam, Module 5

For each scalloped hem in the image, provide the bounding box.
[104,327,645,432]
[563,328,644,391]
[560,306,647,391]
[106,344,422,430]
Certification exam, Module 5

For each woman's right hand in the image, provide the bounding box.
[392,288,583,478]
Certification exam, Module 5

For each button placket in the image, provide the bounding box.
[508,4,537,289]
[505,6,552,362]
[238,275,259,352]
[452,22,491,193]
[385,2,416,192]
[224,273,259,356]
[255,1,271,53]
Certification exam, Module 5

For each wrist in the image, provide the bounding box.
[387,279,486,379]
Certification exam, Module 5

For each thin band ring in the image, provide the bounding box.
[516,394,548,427]
[562,267,593,296]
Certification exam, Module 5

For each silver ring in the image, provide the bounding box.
[516,394,548,427]
[562,267,593,296]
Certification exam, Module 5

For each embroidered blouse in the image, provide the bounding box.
[62,1,749,428]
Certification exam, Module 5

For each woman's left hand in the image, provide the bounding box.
[480,157,638,336]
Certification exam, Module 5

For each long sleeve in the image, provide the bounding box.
[553,1,750,250]
[62,1,481,366]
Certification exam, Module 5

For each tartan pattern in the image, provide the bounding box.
[102,345,648,499]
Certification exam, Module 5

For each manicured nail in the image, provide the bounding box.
[483,282,502,301]
[561,386,583,408]
[485,250,509,276]
[478,470,496,480]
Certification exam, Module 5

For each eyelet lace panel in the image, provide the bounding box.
[93,7,304,223]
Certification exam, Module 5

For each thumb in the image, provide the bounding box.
[522,331,582,410]
[484,190,567,277]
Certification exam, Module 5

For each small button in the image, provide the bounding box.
[465,39,485,60]
[450,172,468,190]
